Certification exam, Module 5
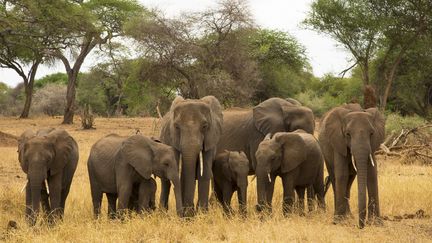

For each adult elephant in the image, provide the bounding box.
[217,97,315,174]
[87,134,183,217]
[18,128,79,225]
[318,104,385,228]
[159,96,223,216]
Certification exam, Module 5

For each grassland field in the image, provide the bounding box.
[0,116,431,242]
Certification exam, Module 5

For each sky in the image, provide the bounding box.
[0,0,351,87]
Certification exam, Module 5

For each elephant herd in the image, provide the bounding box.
[16,96,385,229]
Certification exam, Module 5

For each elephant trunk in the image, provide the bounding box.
[171,177,183,217]
[256,172,268,212]
[28,174,44,225]
[352,149,369,229]
[180,147,200,216]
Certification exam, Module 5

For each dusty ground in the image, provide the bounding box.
[0,116,431,242]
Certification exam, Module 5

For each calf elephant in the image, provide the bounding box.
[159,96,223,216]
[87,134,182,218]
[18,128,79,225]
[255,131,325,216]
[318,104,385,228]
[212,150,249,216]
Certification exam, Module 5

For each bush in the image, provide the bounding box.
[32,84,67,116]
[294,90,342,117]
[385,112,427,136]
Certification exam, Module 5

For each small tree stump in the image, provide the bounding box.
[80,104,95,129]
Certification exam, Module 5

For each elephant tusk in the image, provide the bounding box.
[199,151,204,177]
[267,173,271,183]
[179,154,182,177]
[43,180,50,194]
[369,154,375,167]
[351,155,357,172]
[20,182,27,193]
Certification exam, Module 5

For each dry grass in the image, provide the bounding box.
[1,116,432,242]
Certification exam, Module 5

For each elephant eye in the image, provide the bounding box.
[174,123,180,130]
[202,122,208,130]
[345,132,351,137]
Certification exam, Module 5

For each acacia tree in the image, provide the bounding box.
[0,0,56,118]
[126,0,257,103]
[48,0,143,124]
[305,0,432,110]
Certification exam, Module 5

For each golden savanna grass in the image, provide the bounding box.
[0,116,431,242]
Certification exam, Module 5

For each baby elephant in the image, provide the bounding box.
[18,128,79,225]
[255,130,325,215]
[212,150,249,216]
[87,134,183,218]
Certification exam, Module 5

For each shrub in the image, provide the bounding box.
[32,84,67,116]
[385,112,427,136]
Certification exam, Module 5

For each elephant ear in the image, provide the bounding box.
[121,135,153,179]
[201,96,223,151]
[253,98,291,136]
[366,108,385,152]
[18,129,35,173]
[285,97,302,106]
[160,96,184,150]
[322,107,352,156]
[274,133,307,173]
[46,129,77,175]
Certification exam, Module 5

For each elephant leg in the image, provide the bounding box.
[214,182,224,205]
[306,185,314,212]
[90,181,103,219]
[138,180,154,213]
[313,177,326,211]
[295,186,306,215]
[345,174,356,216]
[159,178,171,211]
[106,193,117,219]
[282,174,295,216]
[265,174,277,210]
[41,181,51,213]
[221,182,233,215]
[47,173,63,224]
[197,178,210,212]
[25,182,32,222]
[367,159,380,221]
[334,153,349,221]
[117,183,133,218]
[149,179,156,211]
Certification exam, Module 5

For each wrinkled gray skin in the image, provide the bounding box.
[217,98,315,204]
[212,151,249,216]
[218,97,315,173]
[318,104,385,228]
[255,130,325,215]
[18,128,79,225]
[160,96,223,217]
[87,134,182,218]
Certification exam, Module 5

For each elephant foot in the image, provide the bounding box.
[367,216,384,227]
[332,214,352,225]
[183,206,196,218]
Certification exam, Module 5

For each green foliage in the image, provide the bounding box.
[248,29,312,103]
[385,113,426,136]
[76,73,108,116]
[295,74,363,116]
[34,73,68,89]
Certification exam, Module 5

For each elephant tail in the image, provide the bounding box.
[323,175,332,196]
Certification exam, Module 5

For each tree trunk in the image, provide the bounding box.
[62,71,78,124]
[19,60,41,118]
[380,55,402,111]
[20,83,33,118]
